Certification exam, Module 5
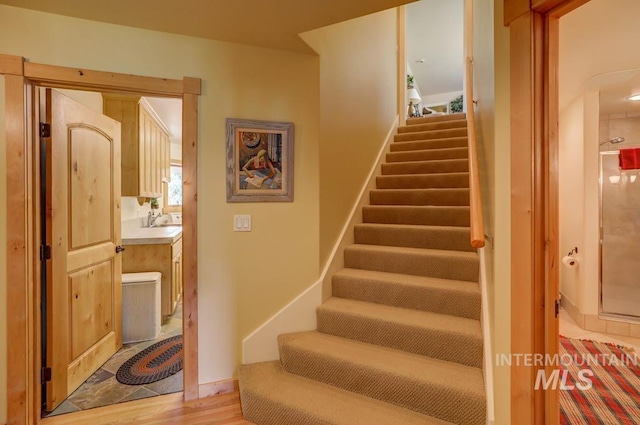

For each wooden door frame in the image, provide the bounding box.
[505,0,590,423]
[2,55,201,425]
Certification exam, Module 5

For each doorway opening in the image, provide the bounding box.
[3,56,200,425]
[403,0,465,120]
[39,89,185,417]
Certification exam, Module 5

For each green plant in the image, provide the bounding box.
[406,74,415,88]
[449,95,463,113]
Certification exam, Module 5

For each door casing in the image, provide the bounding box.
[2,55,201,425]
[505,0,591,424]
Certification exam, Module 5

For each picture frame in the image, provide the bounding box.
[225,118,294,202]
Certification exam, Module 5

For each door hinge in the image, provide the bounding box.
[555,299,560,318]
[40,245,51,261]
[39,122,51,138]
[41,366,52,383]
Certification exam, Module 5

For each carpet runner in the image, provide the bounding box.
[239,113,486,424]
[116,335,183,385]
[560,335,640,425]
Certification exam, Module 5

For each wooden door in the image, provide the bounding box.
[45,89,122,411]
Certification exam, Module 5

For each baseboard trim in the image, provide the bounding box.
[199,378,238,399]
[560,293,640,337]
[242,116,399,364]
[478,248,495,425]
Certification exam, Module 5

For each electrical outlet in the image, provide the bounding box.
[233,215,251,232]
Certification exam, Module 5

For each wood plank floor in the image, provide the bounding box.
[41,392,254,425]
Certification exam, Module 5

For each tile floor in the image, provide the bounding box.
[560,307,640,354]
[46,301,183,417]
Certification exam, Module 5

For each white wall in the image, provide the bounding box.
[406,0,464,97]
[0,6,321,417]
[171,143,182,161]
[421,90,463,108]
[300,10,398,265]
[558,96,586,307]
[472,0,511,423]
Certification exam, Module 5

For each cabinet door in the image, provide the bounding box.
[172,252,182,312]
[162,132,170,183]
[139,108,152,197]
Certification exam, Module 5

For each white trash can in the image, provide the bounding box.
[122,272,162,344]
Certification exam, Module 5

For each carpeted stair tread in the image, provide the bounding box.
[370,188,470,206]
[317,298,483,368]
[239,361,454,425]
[386,147,468,163]
[390,137,468,152]
[239,114,486,424]
[376,173,469,189]
[407,113,466,125]
[382,159,468,175]
[354,223,475,252]
[362,205,471,227]
[332,268,481,319]
[398,119,467,134]
[394,128,468,143]
[278,331,485,425]
[344,244,479,282]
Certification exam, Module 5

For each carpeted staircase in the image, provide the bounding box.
[239,113,486,425]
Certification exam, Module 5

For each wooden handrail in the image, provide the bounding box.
[465,57,486,248]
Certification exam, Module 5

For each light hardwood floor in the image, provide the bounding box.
[41,392,254,425]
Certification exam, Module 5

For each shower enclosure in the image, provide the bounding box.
[600,150,640,317]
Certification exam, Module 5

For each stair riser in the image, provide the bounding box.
[407,113,466,125]
[394,128,467,143]
[362,206,471,227]
[398,119,467,134]
[278,345,485,425]
[354,225,475,252]
[386,148,468,163]
[332,277,481,319]
[344,248,479,282]
[376,174,469,189]
[370,189,470,206]
[382,160,469,175]
[240,393,324,425]
[390,138,468,152]
[316,310,483,368]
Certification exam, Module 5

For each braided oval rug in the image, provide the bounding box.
[116,335,183,385]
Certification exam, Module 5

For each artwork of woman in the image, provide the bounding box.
[240,149,282,189]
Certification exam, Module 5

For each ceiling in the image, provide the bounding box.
[596,70,640,116]
[406,0,464,98]
[0,0,415,53]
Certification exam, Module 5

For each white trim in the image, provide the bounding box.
[242,117,399,364]
[478,247,495,425]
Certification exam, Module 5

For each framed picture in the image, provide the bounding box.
[226,118,294,202]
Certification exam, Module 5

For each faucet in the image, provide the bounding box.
[147,211,159,227]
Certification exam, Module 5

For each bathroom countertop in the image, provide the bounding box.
[122,226,183,245]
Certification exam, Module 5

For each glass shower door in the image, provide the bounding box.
[601,152,640,317]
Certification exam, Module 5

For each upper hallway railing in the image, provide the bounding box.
[465,56,485,249]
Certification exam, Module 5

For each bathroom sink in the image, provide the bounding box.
[153,223,182,228]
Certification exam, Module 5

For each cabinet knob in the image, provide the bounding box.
[115,245,126,254]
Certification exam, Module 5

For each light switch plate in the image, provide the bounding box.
[233,215,251,232]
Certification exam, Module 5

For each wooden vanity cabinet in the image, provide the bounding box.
[103,94,170,198]
[122,236,183,321]
[171,237,183,314]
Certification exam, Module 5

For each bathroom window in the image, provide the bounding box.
[164,161,182,211]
